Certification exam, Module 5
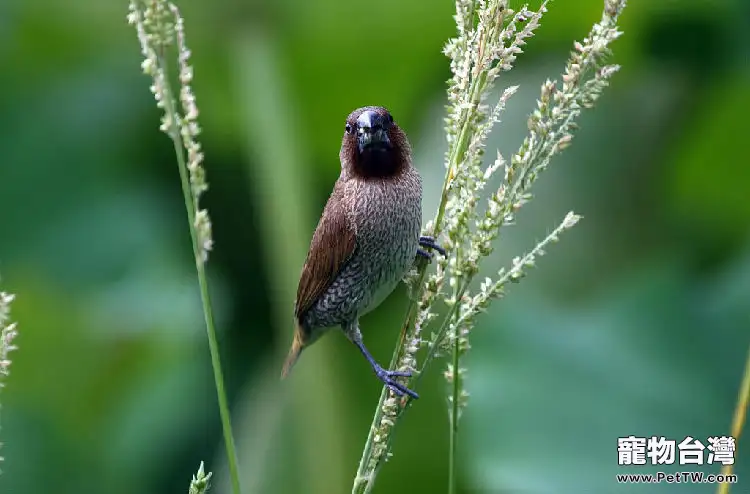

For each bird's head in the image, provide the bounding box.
[340,106,411,178]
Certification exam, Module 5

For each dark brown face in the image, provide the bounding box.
[340,106,411,179]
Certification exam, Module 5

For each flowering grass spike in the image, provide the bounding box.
[0,288,18,467]
[352,1,627,493]
[127,2,240,493]
[128,0,212,263]
[188,462,212,494]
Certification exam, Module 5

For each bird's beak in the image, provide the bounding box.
[357,110,391,153]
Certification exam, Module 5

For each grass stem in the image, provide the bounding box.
[716,343,750,494]
[159,52,242,494]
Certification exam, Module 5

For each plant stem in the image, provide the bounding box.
[447,206,469,494]
[160,55,242,494]
[448,321,460,494]
[434,73,488,241]
[716,343,750,494]
[351,294,420,494]
[351,47,484,493]
[352,275,472,494]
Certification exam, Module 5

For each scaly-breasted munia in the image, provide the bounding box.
[280,106,443,398]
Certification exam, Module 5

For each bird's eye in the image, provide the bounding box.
[345,123,353,134]
[388,114,394,123]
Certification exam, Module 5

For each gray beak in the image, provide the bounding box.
[357,110,391,152]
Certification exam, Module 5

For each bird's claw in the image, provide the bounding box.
[375,367,419,399]
[419,236,446,257]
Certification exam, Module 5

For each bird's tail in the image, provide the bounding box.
[280,323,306,379]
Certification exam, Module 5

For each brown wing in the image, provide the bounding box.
[294,182,356,321]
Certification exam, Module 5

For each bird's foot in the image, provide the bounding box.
[419,236,446,257]
[374,366,419,399]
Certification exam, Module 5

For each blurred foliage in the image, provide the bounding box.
[0,0,748,493]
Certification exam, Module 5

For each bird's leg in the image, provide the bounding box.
[418,236,446,257]
[344,321,419,399]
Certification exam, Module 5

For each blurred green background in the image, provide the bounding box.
[1,0,749,493]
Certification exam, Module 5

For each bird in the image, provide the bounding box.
[280,106,445,399]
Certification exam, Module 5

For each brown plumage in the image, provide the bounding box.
[293,182,356,324]
[281,106,444,398]
[280,182,356,378]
